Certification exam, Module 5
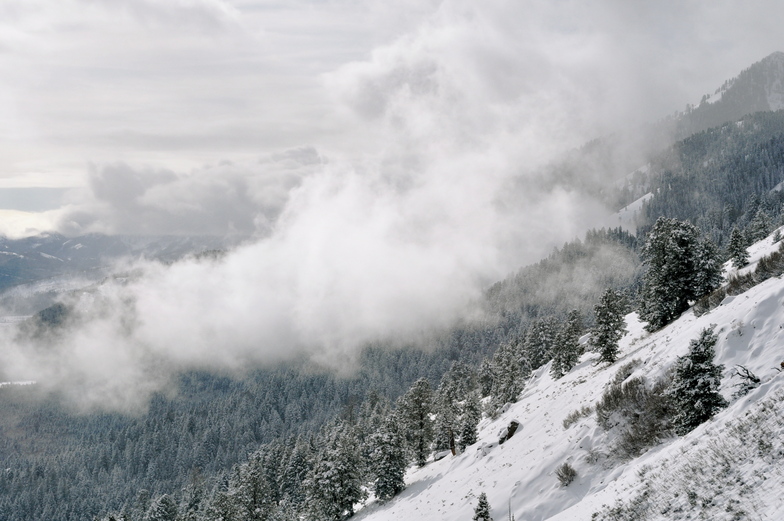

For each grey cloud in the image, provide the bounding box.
[57,148,323,236]
[4,0,784,411]
[84,0,241,30]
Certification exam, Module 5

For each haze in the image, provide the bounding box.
[1,0,783,410]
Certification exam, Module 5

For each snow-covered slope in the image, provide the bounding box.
[604,192,652,233]
[355,232,784,521]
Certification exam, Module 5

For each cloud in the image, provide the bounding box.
[56,148,323,236]
[3,0,784,411]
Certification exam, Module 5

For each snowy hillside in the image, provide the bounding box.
[355,233,784,521]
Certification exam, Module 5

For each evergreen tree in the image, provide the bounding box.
[396,378,434,467]
[433,362,475,455]
[749,208,772,241]
[473,492,493,521]
[639,217,722,331]
[144,494,178,521]
[355,393,392,483]
[693,237,723,297]
[278,436,313,507]
[728,226,750,268]
[524,317,558,369]
[490,341,531,407]
[369,416,406,501]
[304,423,366,520]
[550,310,584,379]
[203,478,239,521]
[477,359,495,397]
[669,328,728,435]
[591,289,626,365]
[458,390,482,452]
[234,452,276,521]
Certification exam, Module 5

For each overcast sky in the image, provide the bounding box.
[1,1,782,217]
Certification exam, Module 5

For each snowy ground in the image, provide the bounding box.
[603,192,652,233]
[355,232,784,521]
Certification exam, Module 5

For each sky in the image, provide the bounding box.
[1,0,782,229]
[1,0,784,410]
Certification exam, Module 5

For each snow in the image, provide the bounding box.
[723,225,784,279]
[39,252,63,261]
[603,192,652,233]
[355,231,784,521]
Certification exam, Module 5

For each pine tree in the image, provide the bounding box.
[669,328,728,435]
[639,217,722,331]
[203,477,239,521]
[458,390,482,451]
[304,423,366,520]
[144,494,178,521]
[478,359,494,397]
[524,317,558,369]
[369,416,406,501]
[550,310,584,379]
[591,289,626,365]
[490,341,531,407]
[728,226,750,268]
[473,492,493,521]
[433,363,474,455]
[693,237,723,297]
[278,436,313,507]
[396,378,434,467]
[749,208,772,241]
[234,452,276,521]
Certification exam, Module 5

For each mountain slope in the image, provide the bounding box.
[355,231,784,521]
[676,51,784,139]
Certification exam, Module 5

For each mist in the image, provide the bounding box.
[1,0,783,410]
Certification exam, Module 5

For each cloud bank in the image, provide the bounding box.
[2,0,784,410]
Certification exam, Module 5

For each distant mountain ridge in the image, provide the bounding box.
[545,52,784,208]
[675,51,784,139]
[0,233,241,306]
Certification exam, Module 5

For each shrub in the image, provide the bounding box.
[555,462,577,486]
[563,405,593,429]
[595,367,674,459]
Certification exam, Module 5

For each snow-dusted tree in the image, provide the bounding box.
[356,392,392,483]
[728,226,750,268]
[234,452,276,521]
[478,359,495,397]
[369,416,406,501]
[550,310,584,379]
[591,289,626,365]
[639,217,721,331]
[693,237,723,297]
[669,328,728,435]
[304,422,366,520]
[202,477,239,521]
[749,208,772,241]
[458,390,482,451]
[433,362,476,455]
[396,378,434,467]
[524,317,558,369]
[490,341,531,406]
[473,492,493,521]
[144,494,178,521]
[278,435,313,507]
[201,453,277,521]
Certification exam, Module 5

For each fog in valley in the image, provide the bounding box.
[1,0,783,410]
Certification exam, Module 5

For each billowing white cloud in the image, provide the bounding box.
[2,0,784,410]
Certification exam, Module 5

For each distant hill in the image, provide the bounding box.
[675,51,784,139]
